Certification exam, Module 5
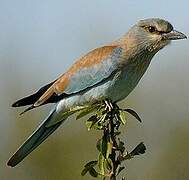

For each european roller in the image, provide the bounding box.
[7,18,186,167]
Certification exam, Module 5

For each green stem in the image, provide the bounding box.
[109,106,117,180]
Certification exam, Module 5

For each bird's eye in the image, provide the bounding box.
[147,26,156,33]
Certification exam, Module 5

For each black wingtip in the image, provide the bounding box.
[7,160,15,167]
[7,156,21,168]
[11,100,35,114]
[7,154,18,167]
[11,97,34,107]
[12,101,20,107]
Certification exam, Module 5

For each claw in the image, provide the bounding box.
[104,99,113,112]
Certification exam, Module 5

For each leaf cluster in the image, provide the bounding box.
[77,100,145,179]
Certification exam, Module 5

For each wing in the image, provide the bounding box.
[12,80,56,107]
[13,45,124,110]
[58,46,124,94]
[12,79,70,114]
[34,45,124,107]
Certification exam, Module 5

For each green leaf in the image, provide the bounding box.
[101,134,108,158]
[98,114,107,123]
[96,137,106,155]
[124,142,146,161]
[85,115,98,130]
[118,110,127,125]
[106,142,112,159]
[76,106,97,120]
[123,151,132,160]
[68,106,87,115]
[81,160,98,176]
[105,158,112,171]
[130,142,146,156]
[96,139,101,152]
[81,167,89,176]
[118,140,125,153]
[60,111,74,119]
[89,167,98,177]
[96,106,106,117]
[114,131,121,136]
[85,120,93,131]
[97,132,112,159]
[84,160,98,168]
[117,166,125,176]
[47,105,88,127]
[98,153,105,175]
[123,108,142,123]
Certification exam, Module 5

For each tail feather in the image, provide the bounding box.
[7,110,65,167]
[19,105,35,115]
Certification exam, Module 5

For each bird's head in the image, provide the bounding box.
[127,18,187,53]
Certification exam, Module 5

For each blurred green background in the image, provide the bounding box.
[1,0,189,179]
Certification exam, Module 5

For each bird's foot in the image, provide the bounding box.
[104,99,114,112]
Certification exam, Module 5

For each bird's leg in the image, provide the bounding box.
[104,99,114,112]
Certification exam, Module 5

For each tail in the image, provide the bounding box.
[7,109,66,167]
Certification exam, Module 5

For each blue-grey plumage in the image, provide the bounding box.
[64,47,124,94]
[7,18,187,167]
[7,109,65,167]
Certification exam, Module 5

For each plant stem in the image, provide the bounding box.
[81,100,145,179]
[109,106,117,180]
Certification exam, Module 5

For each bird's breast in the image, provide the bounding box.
[105,57,152,102]
[56,54,153,112]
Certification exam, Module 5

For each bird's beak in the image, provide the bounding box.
[162,30,187,40]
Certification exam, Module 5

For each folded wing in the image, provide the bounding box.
[34,45,124,107]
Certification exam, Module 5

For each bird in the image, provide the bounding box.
[7,18,187,167]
